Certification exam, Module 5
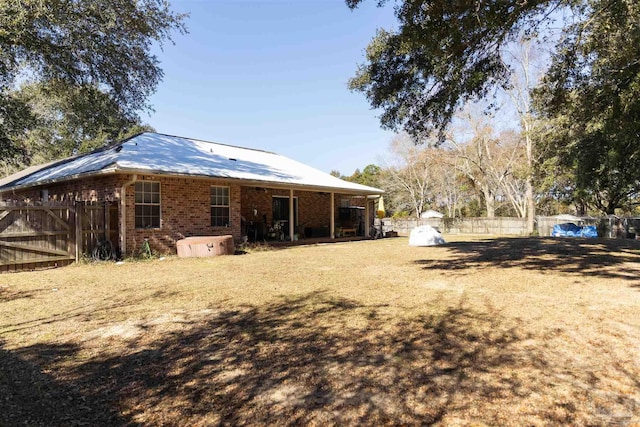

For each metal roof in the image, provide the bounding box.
[0,132,383,195]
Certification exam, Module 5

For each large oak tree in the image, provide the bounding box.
[348,0,640,214]
[535,0,640,213]
[0,0,186,166]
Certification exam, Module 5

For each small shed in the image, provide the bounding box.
[420,210,444,219]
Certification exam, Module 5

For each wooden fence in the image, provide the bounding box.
[382,215,640,238]
[382,217,528,236]
[0,204,76,272]
[0,201,117,272]
[80,202,118,256]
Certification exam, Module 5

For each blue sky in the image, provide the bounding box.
[146,0,398,175]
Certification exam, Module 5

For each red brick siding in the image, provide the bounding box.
[240,187,333,230]
[1,175,126,204]
[3,174,243,255]
[125,175,241,255]
[298,191,332,228]
[3,172,373,254]
[240,187,274,226]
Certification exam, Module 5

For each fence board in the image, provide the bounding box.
[383,217,528,236]
[384,216,639,238]
[0,241,70,256]
[0,231,68,238]
[0,256,75,267]
[0,204,77,272]
[45,208,70,230]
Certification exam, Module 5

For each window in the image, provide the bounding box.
[135,181,160,228]
[211,186,230,227]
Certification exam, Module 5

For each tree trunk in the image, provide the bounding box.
[576,201,587,216]
[605,204,616,215]
[482,185,496,218]
[526,175,535,234]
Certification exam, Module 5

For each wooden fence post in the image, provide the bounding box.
[75,201,82,261]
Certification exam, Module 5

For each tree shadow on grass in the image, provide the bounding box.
[2,292,638,425]
[416,237,640,282]
[0,290,180,334]
[0,341,134,426]
[0,286,50,303]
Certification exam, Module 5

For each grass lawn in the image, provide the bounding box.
[1,235,640,426]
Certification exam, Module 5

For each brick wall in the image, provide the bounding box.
[240,187,333,231]
[3,173,243,256]
[300,191,332,228]
[125,175,241,255]
[3,173,375,254]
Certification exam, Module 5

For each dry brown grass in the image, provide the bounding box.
[1,235,640,426]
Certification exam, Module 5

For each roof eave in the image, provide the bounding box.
[118,168,384,196]
[0,167,118,194]
[113,167,384,195]
[0,166,384,196]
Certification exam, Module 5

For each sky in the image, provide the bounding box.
[146,0,399,175]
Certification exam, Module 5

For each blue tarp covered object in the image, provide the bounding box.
[551,223,598,238]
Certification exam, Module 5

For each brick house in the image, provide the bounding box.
[0,133,383,255]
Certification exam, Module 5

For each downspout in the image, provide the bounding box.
[120,174,137,256]
[289,188,294,242]
[330,192,335,239]
[364,196,371,238]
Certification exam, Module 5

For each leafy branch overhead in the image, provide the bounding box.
[0,0,187,167]
[348,0,640,214]
[0,0,186,114]
[347,0,561,139]
[535,0,640,214]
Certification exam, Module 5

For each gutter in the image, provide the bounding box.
[109,168,385,195]
[0,167,384,196]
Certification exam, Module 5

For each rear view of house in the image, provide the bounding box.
[0,133,382,264]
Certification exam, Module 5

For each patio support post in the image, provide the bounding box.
[289,188,294,241]
[330,192,335,239]
[364,197,370,238]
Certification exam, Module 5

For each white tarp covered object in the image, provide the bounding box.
[409,225,446,246]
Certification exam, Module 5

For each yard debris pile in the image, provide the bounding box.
[408,225,446,246]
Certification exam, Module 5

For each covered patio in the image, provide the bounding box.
[240,185,380,243]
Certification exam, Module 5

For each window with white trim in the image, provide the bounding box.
[134,181,161,228]
[211,186,230,227]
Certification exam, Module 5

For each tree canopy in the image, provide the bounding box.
[348,0,640,214]
[0,0,186,166]
[9,81,155,167]
[535,0,640,213]
[347,0,562,139]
